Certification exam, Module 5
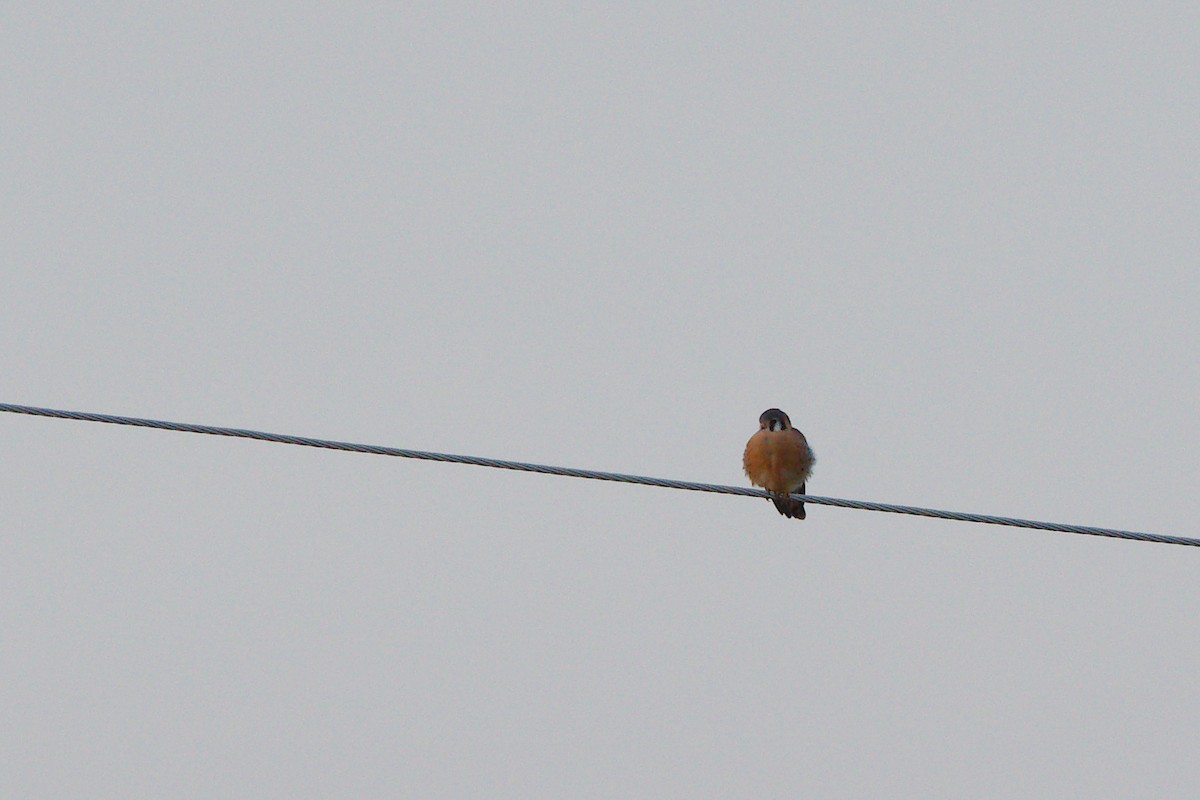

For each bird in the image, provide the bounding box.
[743,408,815,520]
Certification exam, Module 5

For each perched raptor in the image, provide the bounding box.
[743,408,815,520]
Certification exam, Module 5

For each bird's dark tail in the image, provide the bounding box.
[772,483,806,520]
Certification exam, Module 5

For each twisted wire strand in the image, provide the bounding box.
[1,402,1194,548]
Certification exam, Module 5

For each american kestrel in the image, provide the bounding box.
[743,408,815,520]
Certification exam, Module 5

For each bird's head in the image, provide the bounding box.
[759,408,792,432]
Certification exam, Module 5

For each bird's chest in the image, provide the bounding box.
[744,432,810,492]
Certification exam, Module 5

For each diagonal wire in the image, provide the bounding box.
[1,401,1194,548]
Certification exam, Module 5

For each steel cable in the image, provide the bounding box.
[1,402,1193,547]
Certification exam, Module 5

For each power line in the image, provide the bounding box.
[1,401,1193,548]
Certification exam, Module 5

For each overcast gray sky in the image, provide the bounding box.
[3,3,1199,797]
